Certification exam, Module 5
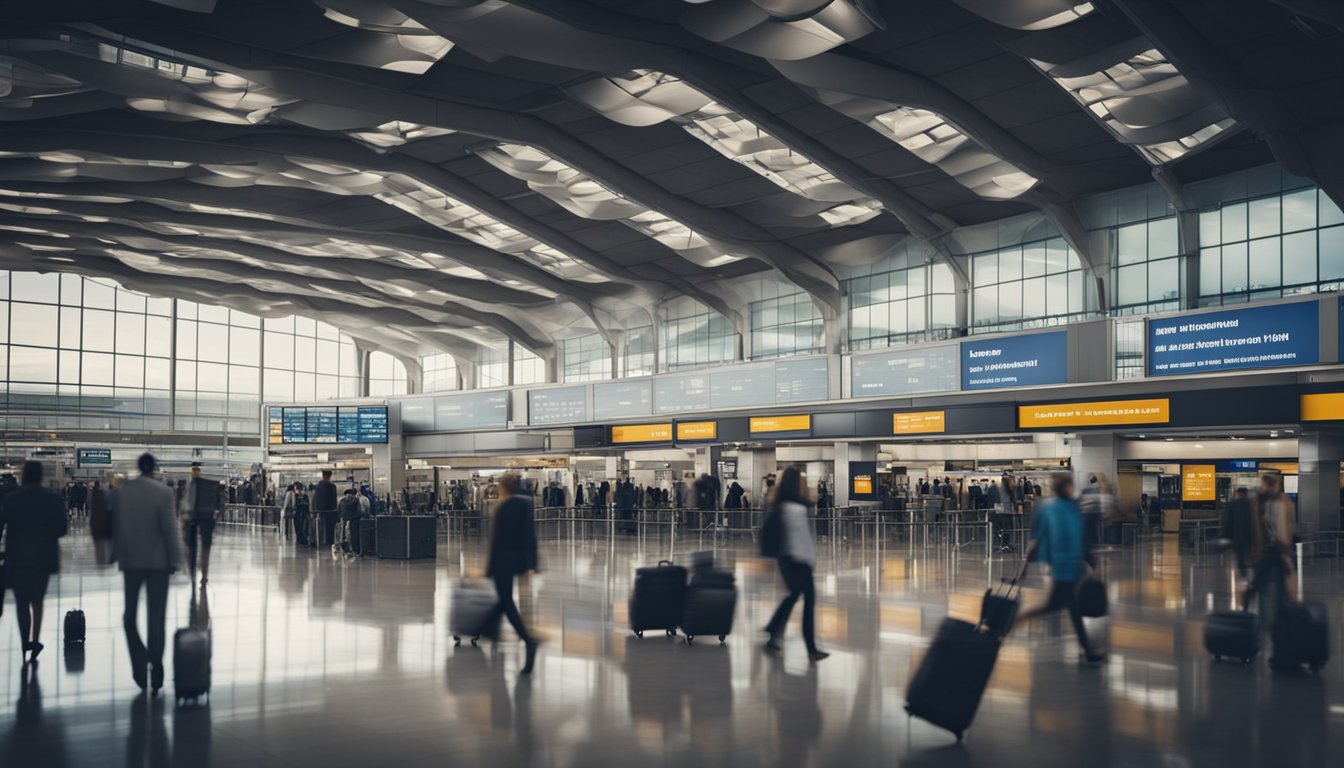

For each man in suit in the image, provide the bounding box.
[180,462,223,586]
[113,453,183,693]
[313,469,339,550]
[486,472,540,674]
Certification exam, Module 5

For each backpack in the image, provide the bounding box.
[339,495,362,521]
[758,502,783,559]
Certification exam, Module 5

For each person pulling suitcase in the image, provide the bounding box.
[760,465,828,663]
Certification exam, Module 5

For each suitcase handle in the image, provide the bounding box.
[658,560,675,567]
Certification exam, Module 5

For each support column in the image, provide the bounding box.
[371,402,406,497]
[1069,432,1118,490]
[1297,428,1344,533]
[833,441,878,508]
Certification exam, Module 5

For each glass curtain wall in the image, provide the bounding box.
[562,333,611,382]
[262,315,359,403]
[845,260,957,350]
[970,237,1087,333]
[512,345,546,386]
[368,350,408,397]
[1111,217,1181,315]
[660,298,736,371]
[420,352,459,392]
[478,346,508,388]
[749,290,823,359]
[622,326,654,377]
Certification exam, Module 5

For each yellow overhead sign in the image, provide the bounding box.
[852,474,874,495]
[676,421,718,441]
[1301,393,1344,421]
[1182,465,1216,502]
[749,415,811,434]
[893,410,946,435]
[1018,398,1170,429]
[610,423,673,444]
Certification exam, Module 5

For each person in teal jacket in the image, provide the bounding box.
[1015,473,1106,664]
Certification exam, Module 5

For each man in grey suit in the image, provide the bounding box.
[112,453,182,694]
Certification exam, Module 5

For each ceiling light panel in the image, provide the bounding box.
[570,69,881,227]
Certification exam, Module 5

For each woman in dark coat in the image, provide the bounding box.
[0,461,69,663]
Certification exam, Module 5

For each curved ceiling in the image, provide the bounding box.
[1,0,1338,364]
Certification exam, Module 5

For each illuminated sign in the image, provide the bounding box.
[849,460,877,501]
[960,331,1068,391]
[749,415,811,434]
[1149,301,1319,376]
[77,448,112,466]
[676,421,718,441]
[1182,465,1216,502]
[1018,398,1171,429]
[1300,392,1344,421]
[893,410,946,435]
[853,475,873,495]
[611,423,673,444]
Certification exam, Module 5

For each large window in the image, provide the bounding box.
[845,261,957,350]
[1111,217,1182,314]
[622,325,654,377]
[512,344,546,386]
[478,346,508,388]
[1114,317,1145,380]
[562,334,611,382]
[262,315,359,404]
[368,350,408,397]
[421,352,459,392]
[660,299,736,371]
[1198,187,1344,305]
[174,301,261,435]
[750,291,823,359]
[971,237,1087,333]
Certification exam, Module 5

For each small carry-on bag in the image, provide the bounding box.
[680,569,737,644]
[451,580,501,646]
[630,561,688,638]
[904,618,1001,742]
[174,626,211,704]
[1272,601,1330,672]
[1205,610,1260,663]
[64,609,86,645]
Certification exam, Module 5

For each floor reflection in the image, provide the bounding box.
[0,528,1339,767]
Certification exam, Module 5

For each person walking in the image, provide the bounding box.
[280,482,299,541]
[313,470,339,551]
[112,453,183,693]
[1246,473,1296,664]
[0,461,69,664]
[1015,473,1106,664]
[485,472,540,674]
[180,462,222,586]
[762,465,829,663]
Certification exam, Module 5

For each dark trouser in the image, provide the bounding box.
[487,573,532,644]
[183,519,215,576]
[9,569,51,649]
[1042,579,1093,655]
[320,512,338,547]
[766,558,818,654]
[123,570,171,686]
[1244,557,1287,631]
[282,514,295,540]
[1083,513,1103,548]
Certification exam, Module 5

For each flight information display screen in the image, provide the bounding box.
[528,386,590,425]
[655,372,712,414]
[774,357,829,403]
[593,380,653,419]
[268,405,389,444]
[850,345,959,397]
[434,391,509,431]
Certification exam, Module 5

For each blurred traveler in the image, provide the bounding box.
[280,482,299,541]
[1246,474,1295,651]
[313,470,339,550]
[112,453,182,693]
[1221,487,1261,572]
[1015,473,1105,664]
[0,461,68,663]
[486,472,540,674]
[337,488,362,554]
[762,465,828,663]
[180,462,222,586]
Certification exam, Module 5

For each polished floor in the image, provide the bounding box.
[1,524,1341,767]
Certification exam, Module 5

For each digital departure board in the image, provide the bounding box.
[1149,301,1319,377]
[774,357,829,403]
[960,331,1068,391]
[850,344,959,397]
[710,364,774,410]
[529,386,589,425]
[434,391,509,431]
[268,405,389,444]
[594,380,653,419]
[655,372,712,413]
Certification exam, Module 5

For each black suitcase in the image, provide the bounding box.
[905,618,1000,741]
[173,626,211,704]
[630,561,687,637]
[1272,601,1330,672]
[1205,610,1259,663]
[979,562,1026,639]
[681,570,736,644]
[1078,579,1108,618]
[451,581,501,645]
[64,609,86,645]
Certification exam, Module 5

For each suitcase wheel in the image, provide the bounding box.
[718,635,726,643]
[666,629,677,638]
[452,635,461,645]
[471,637,480,646]
[634,631,644,639]
[685,635,694,645]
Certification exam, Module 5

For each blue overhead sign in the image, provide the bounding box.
[960,331,1068,391]
[77,448,111,466]
[1148,301,1319,377]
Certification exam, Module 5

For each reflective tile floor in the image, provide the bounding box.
[1,526,1342,767]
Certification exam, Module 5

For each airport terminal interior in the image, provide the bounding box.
[1,0,1344,765]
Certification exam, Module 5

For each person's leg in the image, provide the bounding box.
[1056,581,1095,658]
[493,574,532,643]
[799,563,819,655]
[123,571,148,688]
[184,522,199,580]
[29,575,49,648]
[146,571,170,690]
[199,521,214,582]
[765,560,803,642]
[13,585,33,654]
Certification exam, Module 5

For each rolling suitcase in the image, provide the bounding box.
[1272,601,1330,672]
[979,562,1027,639]
[680,570,736,644]
[1204,610,1259,663]
[905,618,1001,741]
[64,609,86,646]
[630,561,688,638]
[173,626,211,704]
[1078,579,1108,618]
[451,581,501,646]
